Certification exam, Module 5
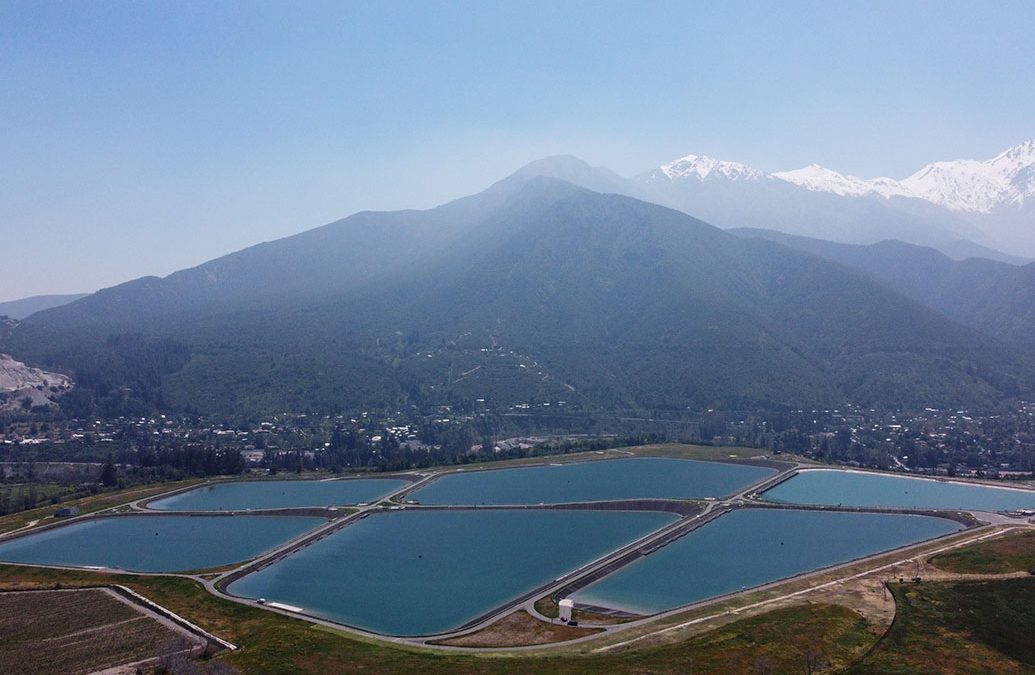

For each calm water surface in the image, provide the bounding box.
[764,469,1035,510]
[408,457,775,505]
[572,508,960,615]
[148,479,409,511]
[228,509,677,636]
[0,515,323,572]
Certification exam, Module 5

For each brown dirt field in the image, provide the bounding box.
[430,611,602,647]
[0,588,195,674]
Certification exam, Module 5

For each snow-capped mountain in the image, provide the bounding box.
[776,140,1035,214]
[772,165,907,199]
[512,142,1035,261]
[643,154,767,182]
[629,153,985,257]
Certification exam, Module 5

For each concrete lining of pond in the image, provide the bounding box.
[201,458,797,640]
[221,508,685,637]
[762,467,1035,511]
[11,447,1026,650]
[0,449,995,650]
[0,513,328,574]
[138,474,421,512]
[399,456,782,506]
[568,507,966,616]
[207,485,973,643]
[208,458,788,609]
[195,457,782,586]
[202,502,979,648]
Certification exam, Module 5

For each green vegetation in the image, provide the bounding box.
[0,478,202,535]
[0,483,66,515]
[9,559,1035,674]
[534,596,559,618]
[739,228,1035,352]
[428,611,603,648]
[0,564,876,674]
[850,578,1035,674]
[625,443,763,460]
[4,180,1027,420]
[929,530,1035,574]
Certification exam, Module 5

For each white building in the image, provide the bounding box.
[558,598,575,623]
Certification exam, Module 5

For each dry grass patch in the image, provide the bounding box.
[0,588,196,674]
[929,529,1035,575]
[430,611,602,647]
[850,578,1035,674]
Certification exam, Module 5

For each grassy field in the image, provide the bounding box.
[849,578,1035,674]
[0,564,879,674]
[14,561,1035,674]
[414,442,774,475]
[929,529,1035,574]
[624,443,770,461]
[0,588,194,674]
[0,478,205,535]
[0,482,67,509]
[429,611,603,647]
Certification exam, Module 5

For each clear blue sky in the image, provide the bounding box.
[3,0,1034,301]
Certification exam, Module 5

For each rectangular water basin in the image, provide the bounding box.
[763,469,1035,511]
[408,457,775,505]
[571,508,961,615]
[0,515,324,573]
[147,478,410,511]
[228,508,677,636]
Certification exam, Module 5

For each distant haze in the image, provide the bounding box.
[2,1,1034,301]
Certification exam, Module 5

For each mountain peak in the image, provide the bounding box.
[515,155,594,175]
[651,153,767,182]
[899,141,1035,212]
[772,141,1035,213]
[990,139,1035,175]
[511,155,629,194]
[773,164,874,198]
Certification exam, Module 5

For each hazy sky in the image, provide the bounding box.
[3,0,1034,302]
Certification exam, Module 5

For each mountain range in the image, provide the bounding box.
[0,294,88,321]
[521,141,1035,263]
[1,167,1031,419]
[729,228,1035,351]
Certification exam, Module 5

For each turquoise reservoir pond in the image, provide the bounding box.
[148,479,409,511]
[0,515,323,573]
[408,458,775,505]
[228,509,677,636]
[764,469,1035,511]
[571,508,960,615]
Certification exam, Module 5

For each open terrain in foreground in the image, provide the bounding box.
[1,561,1031,674]
[1,451,1035,673]
[0,565,878,674]
[0,587,201,674]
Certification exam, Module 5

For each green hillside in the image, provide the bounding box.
[3,177,1028,418]
[732,227,1035,350]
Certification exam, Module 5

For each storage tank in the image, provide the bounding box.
[558,598,575,623]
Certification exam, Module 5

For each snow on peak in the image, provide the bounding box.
[993,139,1035,170]
[901,140,1035,212]
[773,164,881,198]
[634,141,1034,213]
[900,159,1004,212]
[774,141,1035,212]
[655,154,767,182]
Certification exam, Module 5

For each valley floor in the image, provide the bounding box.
[1,447,1034,673]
